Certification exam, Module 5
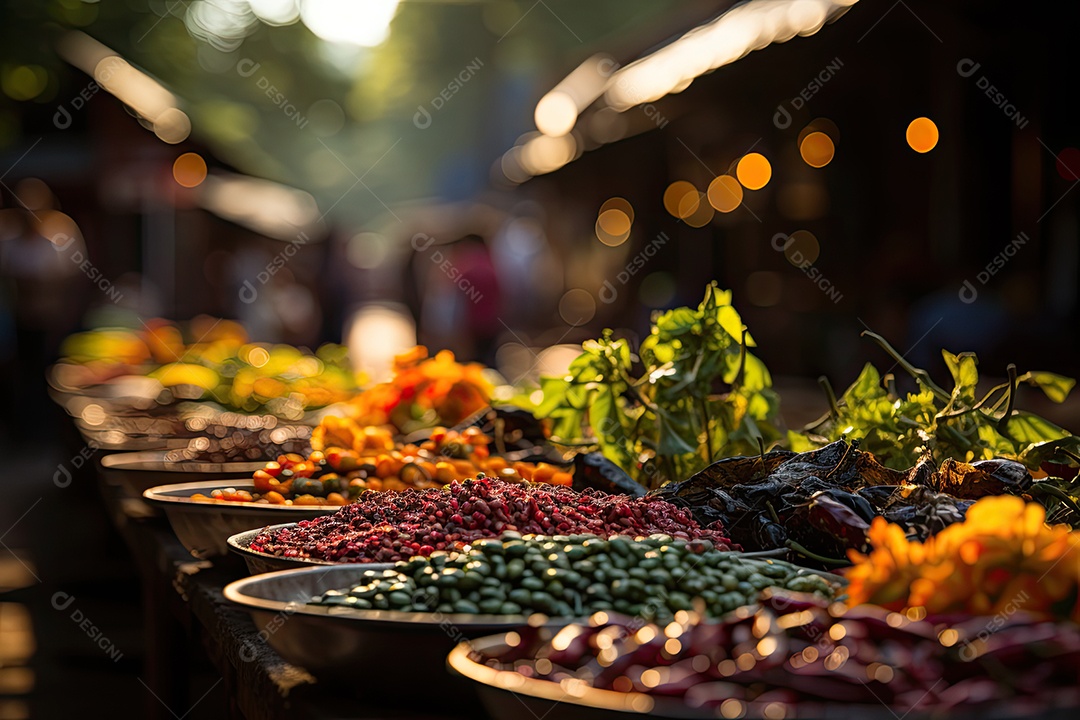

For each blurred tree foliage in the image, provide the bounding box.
[0,0,695,226]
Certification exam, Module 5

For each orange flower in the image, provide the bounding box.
[351,346,492,432]
[845,496,1080,621]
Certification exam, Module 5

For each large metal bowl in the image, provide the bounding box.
[449,632,1078,720]
[143,482,338,559]
[99,450,265,497]
[449,633,703,720]
[223,564,538,701]
[227,524,341,574]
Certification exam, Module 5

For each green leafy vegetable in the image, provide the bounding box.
[530,283,782,488]
[800,331,1080,470]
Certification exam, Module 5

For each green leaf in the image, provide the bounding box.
[566,383,592,409]
[533,377,569,416]
[725,352,772,392]
[1027,372,1076,403]
[787,431,819,453]
[1019,436,1080,468]
[717,306,755,346]
[654,307,697,336]
[942,350,979,405]
[656,409,698,456]
[1005,411,1071,446]
[843,363,885,402]
[588,386,619,442]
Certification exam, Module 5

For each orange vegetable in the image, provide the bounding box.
[551,472,573,486]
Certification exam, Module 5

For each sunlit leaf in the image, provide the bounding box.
[1027,372,1076,403]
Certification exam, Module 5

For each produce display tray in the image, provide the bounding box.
[224,564,542,700]
[99,450,264,496]
[143,481,337,558]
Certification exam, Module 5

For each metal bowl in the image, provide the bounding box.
[100,450,265,497]
[227,524,340,574]
[143,482,338,559]
[448,633,703,720]
[449,632,1075,720]
[223,564,538,700]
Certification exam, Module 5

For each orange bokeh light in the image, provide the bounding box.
[800,132,835,168]
[906,117,939,153]
[663,181,698,217]
[707,175,743,212]
[736,153,771,190]
[600,196,635,223]
[679,191,714,227]
[173,153,207,188]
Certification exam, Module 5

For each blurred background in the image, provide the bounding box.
[0,0,1078,714]
[2,0,1079,434]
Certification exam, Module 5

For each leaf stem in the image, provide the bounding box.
[819,376,841,419]
[733,328,748,391]
[699,395,715,463]
[784,540,849,566]
[883,373,898,400]
[860,330,951,402]
[997,364,1018,432]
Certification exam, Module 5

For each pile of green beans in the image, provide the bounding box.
[310,533,836,621]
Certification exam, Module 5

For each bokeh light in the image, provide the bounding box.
[679,191,714,227]
[173,152,208,188]
[347,232,392,269]
[559,288,596,326]
[707,175,743,212]
[300,0,400,47]
[600,197,634,223]
[1055,147,1080,181]
[154,107,192,144]
[798,118,840,147]
[663,181,698,217]
[1,65,48,101]
[906,117,939,153]
[534,91,577,137]
[784,230,820,266]
[595,208,632,246]
[639,272,676,307]
[246,345,271,368]
[799,132,835,168]
[736,153,772,190]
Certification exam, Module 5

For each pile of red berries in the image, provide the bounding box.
[249,477,734,563]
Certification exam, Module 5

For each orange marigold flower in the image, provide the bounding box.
[845,496,1080,622]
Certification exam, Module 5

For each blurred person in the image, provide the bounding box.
[412,234,501,365]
